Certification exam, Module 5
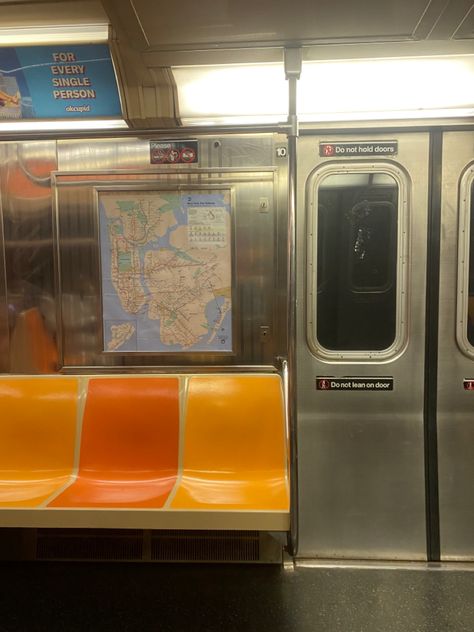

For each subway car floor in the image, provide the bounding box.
[0,562,473,631]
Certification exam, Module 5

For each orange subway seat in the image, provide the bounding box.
[171,375,289,511]
[49,377,180,508]
[0,378,78,507]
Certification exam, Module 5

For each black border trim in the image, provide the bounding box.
[424,130,442,561]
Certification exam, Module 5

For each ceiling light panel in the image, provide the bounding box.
[173,55,474,125]
[172,63,287,126]
[299,56,474,121]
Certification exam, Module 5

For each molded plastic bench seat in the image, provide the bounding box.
[170,375,289,511]
[0,378,78,507]
[49,378,180,508]
[0,373,289,530]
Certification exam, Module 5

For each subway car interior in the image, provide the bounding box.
[0,0,473,630]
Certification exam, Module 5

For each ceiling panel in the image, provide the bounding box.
[427,0,474,39]
[453,5,474,39]
[131,0,435,49]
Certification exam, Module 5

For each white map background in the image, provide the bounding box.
[99,191,232,353]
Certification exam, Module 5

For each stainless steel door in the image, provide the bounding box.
[438,131,474,561]
[296,132,430,560]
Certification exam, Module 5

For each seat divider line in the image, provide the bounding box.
[163,375,188,510]
[41,376,89,507]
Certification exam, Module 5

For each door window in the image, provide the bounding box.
[307,164,409,360]
[457,168,474,356]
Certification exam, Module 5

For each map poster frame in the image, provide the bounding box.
[95,185,235,356]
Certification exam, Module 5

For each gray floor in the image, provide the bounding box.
[0,562,473,631]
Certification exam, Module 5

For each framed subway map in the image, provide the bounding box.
[97,189,233,353]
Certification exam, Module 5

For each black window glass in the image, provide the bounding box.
[316,172,398,351]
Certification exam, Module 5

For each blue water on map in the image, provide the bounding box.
[202,296,232,348]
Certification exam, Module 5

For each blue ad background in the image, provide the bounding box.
[0,43,121,119]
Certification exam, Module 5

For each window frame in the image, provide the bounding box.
[306,161,410,362]
[456,163,474,358]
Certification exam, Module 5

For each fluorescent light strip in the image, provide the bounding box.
[299,56,474,117]
[173,56,474,125]
[173,63,287,120]
[0,24,109,45]
[0,119,127,132]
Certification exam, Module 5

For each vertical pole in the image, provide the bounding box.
[284,48,301,557]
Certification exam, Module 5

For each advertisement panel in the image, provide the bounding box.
[0,44,121,119]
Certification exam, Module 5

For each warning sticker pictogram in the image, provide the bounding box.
[150,140,199,165]
[180,147,197,162]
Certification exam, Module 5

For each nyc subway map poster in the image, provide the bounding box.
[98,190,232,353]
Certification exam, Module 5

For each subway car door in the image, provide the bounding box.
[296,133,430,560]
[438,131,474,561]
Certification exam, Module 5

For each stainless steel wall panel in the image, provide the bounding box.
[296,133,430,560]
[0,134,286,374]
[58,138,152,172]
[54,134,287,370]
[0,141,58,374]
[274,141,289,358]
[57,135,277,171]
[438,130,474,560]
[0,143,8,373]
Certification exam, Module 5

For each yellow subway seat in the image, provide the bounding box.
[0,378,78,507]
[171,375,289,511]
[0,475,73,507]
[172,473,289,510]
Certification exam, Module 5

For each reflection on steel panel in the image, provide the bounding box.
[0,141,58,374]
[0,144,8,373]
